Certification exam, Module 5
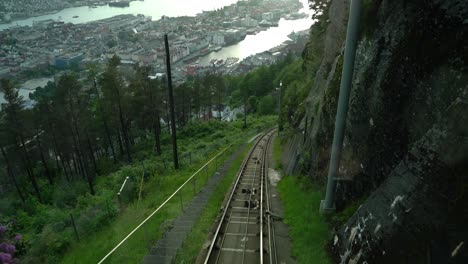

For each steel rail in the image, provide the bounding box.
[259,140,265,264]
[203,132,265,264]
[204,128,276,264]
[242,152,259,264]
[263,133,277,264]
[204,129,273,264]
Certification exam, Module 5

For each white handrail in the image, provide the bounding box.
[98,144,233,264]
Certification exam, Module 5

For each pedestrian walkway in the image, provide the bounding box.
[142,144,246,264]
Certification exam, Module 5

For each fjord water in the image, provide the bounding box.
[0,0,239,30]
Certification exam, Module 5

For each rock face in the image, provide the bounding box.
[284,0,468,262]
[333,94,468,263]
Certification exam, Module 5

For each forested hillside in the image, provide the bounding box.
[0,34,307,262]
[2,0,466,263]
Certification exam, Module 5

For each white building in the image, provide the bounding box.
[262,12,275,21]
[170,46,190,62]
[241,17,259,27]
[211,33,225,46]
[187,37,209,53]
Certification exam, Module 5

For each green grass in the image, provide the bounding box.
[57,117,276,264]
[174,142,254,263]
[272,132,283,170]
[0,116,277,263]
[60,150,232,264]
[277,176,332,264]
[273,132,332,264]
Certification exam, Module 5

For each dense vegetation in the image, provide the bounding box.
[0,47,307,262]
[0,0,336,260]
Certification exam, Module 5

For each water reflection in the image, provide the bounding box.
[0,0,238,30]
[198,18,312,65]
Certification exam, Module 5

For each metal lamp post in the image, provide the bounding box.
[277,81,282,131]
[211,91,215,120]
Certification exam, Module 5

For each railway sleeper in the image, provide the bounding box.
[240,188,258,194]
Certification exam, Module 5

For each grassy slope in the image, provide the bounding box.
[59,117,275,264]
[60,148,231,264]
[273,135,332,264]
[174,141,253,263]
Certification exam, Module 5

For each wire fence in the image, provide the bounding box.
[97,142,235,263]
[58,129,261,263]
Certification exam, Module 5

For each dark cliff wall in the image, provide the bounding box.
[285,0,468,262]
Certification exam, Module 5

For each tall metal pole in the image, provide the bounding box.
[278,81,282,131]
[218,90,222,120]
[321,0,362,213]
[243,95,247,128]
[164,34,179,170]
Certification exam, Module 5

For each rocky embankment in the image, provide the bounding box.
[282,0,468,263]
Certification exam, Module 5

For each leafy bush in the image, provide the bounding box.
[1,116,276,263]
[258,95,276,115]
[0,221,27,264]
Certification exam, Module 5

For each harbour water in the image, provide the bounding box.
[198,17,312,65]
[0,0,238,30]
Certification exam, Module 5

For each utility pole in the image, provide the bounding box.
[277,81,282,131]
[218,88,222,121]
[243,95,247,128]
[164,34,179,170]
[321,0,362,213]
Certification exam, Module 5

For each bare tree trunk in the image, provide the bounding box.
[151,90,162,155]
[70,126,86,181]
[189,95,193,124]
[71,153,79,178]
[218,92,222,120]
[71,118,95,195]
[208,91,212,120]
[153,108,162,155]
[60,155,70,182]
[49,121,66,177]
[18,133,42,202]
[66,158,74,181]
[181,88,186,127]
[118,100,132,163]
[243,96,247,128]
[86,132,98,175]
[93,77,117,163]
[116,129,124,157]
[37,134,53,185]
[1,147,25,203]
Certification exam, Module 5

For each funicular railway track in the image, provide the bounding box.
[204,129,277,264]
